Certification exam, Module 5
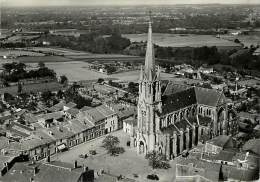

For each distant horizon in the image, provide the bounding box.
[1,0,260,7]
[3,4,260,7]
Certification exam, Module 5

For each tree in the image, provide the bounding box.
[97,78,104,83]
[60,75,68,85]
[105,65,117,74]
[108,80,113,85]
[128,82,138,94]
[102,135,125,156]
[17,82,23,94]
[38,61,45,68]
[73,95,92,109]
[2,63,14,74]
[234,38,240,43]
[57,90,64,99]
[145,150,170,169]
[41,91,55,106]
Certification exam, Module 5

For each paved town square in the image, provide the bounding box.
[52,130,176,182]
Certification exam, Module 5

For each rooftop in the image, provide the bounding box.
[214,149,236,162]
[243,139,260,156]
[206,135,233,148]
[162,83,225,115]
[1,161,92,182]
[80,105,116,124]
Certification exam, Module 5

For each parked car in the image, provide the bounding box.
[89,150,97,155]
[79,154,88,159]
[147,174,159,180]
[181,150,189,157]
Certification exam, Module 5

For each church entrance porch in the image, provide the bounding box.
[138,141,146,154]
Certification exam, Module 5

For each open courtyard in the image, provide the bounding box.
[51,130,176,182]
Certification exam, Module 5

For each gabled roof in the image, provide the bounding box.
[162,87,197,115]
[0,136,10,150]
[163,82,192,96]
[243,139,260,156]
[161,82,226,116]
[66,108,79,116]
[80,105,116,124]
[194,87,225,107]
[1,161,89,182]
[206,135,233,148]
[215,150,236,162]
[37,111,64,121]
[64,102,76,108]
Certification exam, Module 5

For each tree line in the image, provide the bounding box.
[39,29,131,54]
[1,62,56,83]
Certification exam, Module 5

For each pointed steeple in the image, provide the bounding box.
[144,12,155,81]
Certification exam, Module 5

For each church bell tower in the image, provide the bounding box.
[136,13,162,154]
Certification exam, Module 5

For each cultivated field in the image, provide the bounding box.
[66,54,141,61]
[0,49,45,57]
[38,61,175,82]
[0,82,64,95]
[44,61,108,81]
[235,34,260,47]
[123,33,241,48]
[25,47,91,56]
[17,56,73,63]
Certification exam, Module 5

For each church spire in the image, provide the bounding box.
[144,12,155,81]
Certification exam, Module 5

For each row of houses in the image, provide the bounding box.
[1,101,136,161]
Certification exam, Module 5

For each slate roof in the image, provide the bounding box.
[123,117,137,126]
[206,135,232,148]
[37,111,64,121]
[162,87,197,115]
[66,108,79,116]
[176,158,221,182]
[23,113,38,124]
[215,150,236,162]
[43,126,75,140]
[1,161,88,182]
[163,82,192,96]
[64,102,77,108]
[0,136,10,150]
[65,119,92,133]
[47,101,66,112]
[243,139,260,156]
[161,83,226,116]
[81,105,116,124]
[194,87,225,106]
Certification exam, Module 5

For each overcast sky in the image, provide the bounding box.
[2,0,259,6]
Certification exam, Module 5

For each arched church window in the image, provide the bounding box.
[180,111,184,120]
[174,114,177,122]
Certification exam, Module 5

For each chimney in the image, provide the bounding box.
[30,177,34,182]
[74,160,78,169]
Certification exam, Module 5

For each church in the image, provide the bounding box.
[133,19,238,159]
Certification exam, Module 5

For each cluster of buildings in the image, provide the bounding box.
[0,11,259,182]
[0,99,135,162]
[176,135,259,181]
[118,19,239,162]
